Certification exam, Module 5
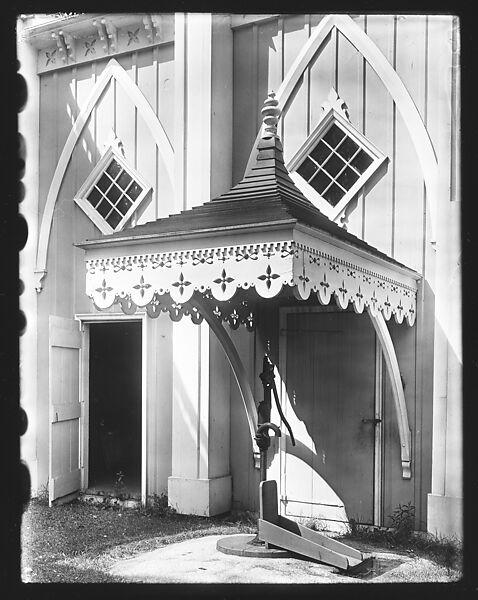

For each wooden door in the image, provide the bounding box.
[49,316,82,504]
[284,310,376,525]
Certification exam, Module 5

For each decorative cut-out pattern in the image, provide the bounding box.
[320,88,350,120]
[45,49,57,65]
[84,38,97,56]
[85,240,418,325]
[127,28,140,45]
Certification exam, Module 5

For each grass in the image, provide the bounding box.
[21,496,463,584]
[340,521,463,574]
[21,496,257,583]
[301,502,463,582]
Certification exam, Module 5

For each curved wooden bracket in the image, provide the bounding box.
[367,308,412,479]
[189,295,259,457]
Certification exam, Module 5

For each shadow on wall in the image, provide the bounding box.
[265,433,349,528]
[271,310,377,527]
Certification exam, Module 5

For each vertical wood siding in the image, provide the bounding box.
[357,16,395,250]
[37,46,174,492]
[38,45,174,319]
[232,14,454,527]
[233,14,453,273]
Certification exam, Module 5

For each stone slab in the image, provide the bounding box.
[216,534,293,558]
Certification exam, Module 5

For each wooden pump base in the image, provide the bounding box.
[217,480,374,574]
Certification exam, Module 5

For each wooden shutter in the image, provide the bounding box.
[49,316,82,504]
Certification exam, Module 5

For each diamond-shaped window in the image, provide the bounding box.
[74,146,152,234]
[287,95,387,221]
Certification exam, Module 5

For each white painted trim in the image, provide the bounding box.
[141,315,148,505]
[198,321,210,480]
[294,224,420,280]
[189,295,259,454]
[74,146,153,235]
[373,340,383,526]
[245,14,437,240]
[367,308,412,479]
[75,312,148,504]
[75,311,146,322]
[174,13,187,212]
[35,58,174,291]
[287,107,387,221]
[79,324,90,490]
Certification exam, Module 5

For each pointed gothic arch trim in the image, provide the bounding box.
[34,58,175,292]
[248,14,438,240]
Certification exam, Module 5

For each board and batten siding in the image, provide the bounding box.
[37,44,174,317]
[232,14,455,275]
[36,44,175,496]
[232,14,454,527]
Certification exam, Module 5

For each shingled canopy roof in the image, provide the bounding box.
[80,111,401,269]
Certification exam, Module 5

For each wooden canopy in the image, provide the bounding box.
[78,94,419,328]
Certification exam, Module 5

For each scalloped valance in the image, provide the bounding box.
[86,238,418,326]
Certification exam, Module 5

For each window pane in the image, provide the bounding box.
[351,149,374,174]
[116,195,133,215]
[97,199,112,218]
[117,170,133,191]
[310,169,332,195]
[336,136,359,161]
[323,183,345,207]
[106,210,122,229]
[96,174,112,193]
[127,182,143,201]
[106,159,121,179]
[323,124,345,149]
[297,156,318,182]
[87,187,102,208]
[337,166,360,190]
[309,140,331,166]
[107,183,121,203]
[322,153,346,178]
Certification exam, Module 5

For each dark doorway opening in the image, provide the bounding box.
[88,321,142,498]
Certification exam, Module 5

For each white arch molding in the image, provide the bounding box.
[247,14,438,240]
[34,58,175,292]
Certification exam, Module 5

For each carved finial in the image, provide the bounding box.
[321,88,350,121]
[261,92,281,138]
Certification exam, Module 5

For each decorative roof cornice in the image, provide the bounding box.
[20,13,172,73]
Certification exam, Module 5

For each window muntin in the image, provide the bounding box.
[74,147,151,235]
[287,106,387,222]
[85,157,143,229]
[296,123,375,208]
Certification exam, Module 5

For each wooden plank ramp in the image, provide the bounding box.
[258,480,373,572]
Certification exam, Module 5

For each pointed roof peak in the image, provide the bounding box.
[212,91,315,208]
